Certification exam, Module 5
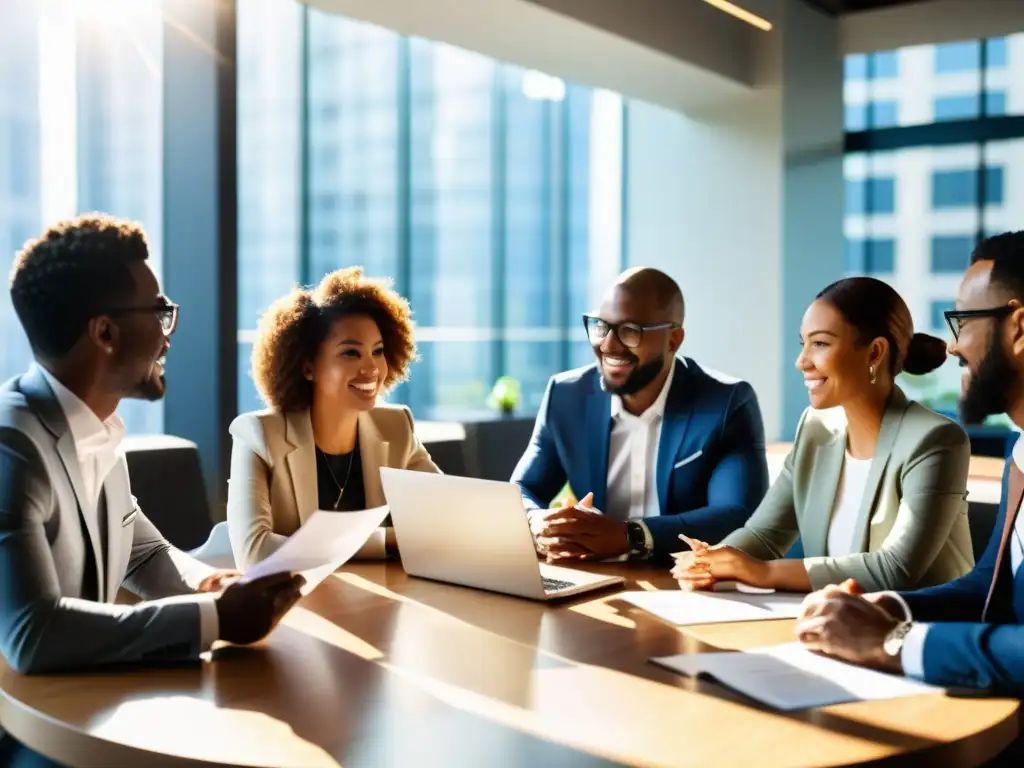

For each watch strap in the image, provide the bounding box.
[626,521,648,554]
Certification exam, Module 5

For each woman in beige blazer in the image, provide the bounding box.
[227,267,439,570]
[672,277,974,593]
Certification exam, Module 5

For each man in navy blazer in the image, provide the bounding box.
[796,232,1024,764]
[512,267,769,563]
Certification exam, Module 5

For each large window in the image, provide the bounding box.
[845,176,896,214]
[844,237,895,274]
[932,167,1004,208]
[844,34,1024,423]
[931,235,976,273]
[0,0,164,434]
[933,91,1007,121]
[237,1,623,419]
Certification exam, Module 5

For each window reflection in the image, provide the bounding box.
[236,2,623,418]
[844,35,1024,425]
[0,0,164,433]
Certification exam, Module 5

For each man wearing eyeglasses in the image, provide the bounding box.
[511,267,769,563]
[0,215,305,766]
[794,231,1024,766]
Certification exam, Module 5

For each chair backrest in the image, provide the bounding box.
[968,501,1000,562]
[123,435,213,550]
[424,439,471,476]
[464,418,536,481]
[416,421,471,476]
[189,521,234,569]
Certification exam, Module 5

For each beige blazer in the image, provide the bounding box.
[722,388,974,592]
[226,405,440,570]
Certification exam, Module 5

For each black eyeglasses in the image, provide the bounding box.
[582,314,679,349]
[944,306,1014,342]
[106,299,179,336]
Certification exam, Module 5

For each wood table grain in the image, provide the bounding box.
[0,563,1018,767]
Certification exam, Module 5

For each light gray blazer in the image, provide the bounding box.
[0,367,212,674]
[722,388,974,592]
[226,405,440,570]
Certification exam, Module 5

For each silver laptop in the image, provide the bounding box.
[380,469,625,601]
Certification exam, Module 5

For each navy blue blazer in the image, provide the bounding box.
[511,357,770,559]
[899,445,1024,693]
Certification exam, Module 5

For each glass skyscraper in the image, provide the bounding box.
[0,0,164,434]
[0,0,623,429]
[844,35,1024,418]
[236,0,623,419]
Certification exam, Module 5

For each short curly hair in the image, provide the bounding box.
[9,213,150,359]
[251,267,417,412]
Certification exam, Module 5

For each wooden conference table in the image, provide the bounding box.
[0,563,1019,768]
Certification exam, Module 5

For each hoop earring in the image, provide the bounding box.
[869,366,877,385]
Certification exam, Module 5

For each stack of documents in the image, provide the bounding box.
[618,588,806,626]
[244,505,391,594]
[653,642,942,710]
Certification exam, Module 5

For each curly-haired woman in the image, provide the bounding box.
[227,267,439,569]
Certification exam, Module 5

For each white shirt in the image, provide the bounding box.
[601,361,676,553]
[825,453,873,557]
[1013,434,1024,574]
[37,364,219,650]
[897,433,1024,679]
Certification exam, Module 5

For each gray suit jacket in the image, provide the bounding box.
[0,367,210,674]
[722,388,974,592]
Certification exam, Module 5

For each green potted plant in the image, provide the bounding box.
[487,376,521,418]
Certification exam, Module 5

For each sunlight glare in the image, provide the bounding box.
[38,0,77,226]
[73,0,151,23]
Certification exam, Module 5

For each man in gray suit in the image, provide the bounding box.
[0,215,305,766]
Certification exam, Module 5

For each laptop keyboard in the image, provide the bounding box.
[542,576,577,593]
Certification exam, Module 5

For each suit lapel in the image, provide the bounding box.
[102,463,131,602]
[284,410,318,523]
[21,367,106,601]
[55,430,105,600]
[848,390,908,553]
[984,462,1024,621]
[358,412,389,508]
[656,360,692,515]
[802,425,846,557]
[586,384,612,514]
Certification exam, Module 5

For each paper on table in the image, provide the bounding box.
[712,580,776,595]
[619,589,806,626]
[652,642,942,710]
[244,505,390,594]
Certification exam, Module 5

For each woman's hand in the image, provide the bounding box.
[670,534,714,591]
[670,534,771,591]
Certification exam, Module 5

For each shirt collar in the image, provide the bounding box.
[1013,430,1024,474]
[611,358,676,423]
[34,363,125,457]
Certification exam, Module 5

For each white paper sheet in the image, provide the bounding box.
[619,589,807,626]
[712,580,776,595]
[244,506,391,594]
[653,642,942,710]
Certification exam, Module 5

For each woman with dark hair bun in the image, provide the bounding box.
[672,276,974,594]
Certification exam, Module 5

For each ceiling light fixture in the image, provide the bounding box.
[702,0,773,31]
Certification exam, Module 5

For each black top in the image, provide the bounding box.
[315,438,366,512]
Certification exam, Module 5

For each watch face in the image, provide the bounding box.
[627,523,645,550]
[884,622,911,656]
[883,635,902,657]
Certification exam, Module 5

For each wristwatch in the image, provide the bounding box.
[626,521,648,555]
[883,621,913,657]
